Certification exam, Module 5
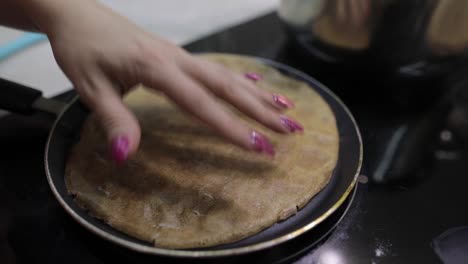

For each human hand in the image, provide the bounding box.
[40,0,303,163]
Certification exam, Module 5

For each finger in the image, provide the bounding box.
[242,73,295,111]
[184,58,294,111]
[182,57,300,134]
[142,66,277,156]
[76,76,141,164]
[204,59,294,111]
[203,61,276,108]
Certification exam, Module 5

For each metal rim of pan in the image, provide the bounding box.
[44,55,363,258]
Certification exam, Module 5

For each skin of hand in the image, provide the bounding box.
[2,0,304,163]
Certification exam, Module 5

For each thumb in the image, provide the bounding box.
[81,79,141,164]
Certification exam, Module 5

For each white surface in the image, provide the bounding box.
[278,0,325,26]
[0,0,278,97]
[0,27,23,45]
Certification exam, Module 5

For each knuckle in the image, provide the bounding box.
[133,51,186,91]
[73,79,97,105]
[133,40,172,73]
[215,77,237,99]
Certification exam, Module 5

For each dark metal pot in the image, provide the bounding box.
[278,0,468,111]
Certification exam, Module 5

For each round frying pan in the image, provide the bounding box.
[0,55,362,258]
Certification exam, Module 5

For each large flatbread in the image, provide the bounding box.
[65,53,339,249]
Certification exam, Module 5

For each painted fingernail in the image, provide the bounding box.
[280,115,304,133]
[273,94,294,109]
[111,136,129,165]
[250,131,275,157]
[245,72,263,82]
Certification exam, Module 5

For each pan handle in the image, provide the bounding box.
[0,77,66,115]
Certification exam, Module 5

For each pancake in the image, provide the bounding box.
[64,53,339,249]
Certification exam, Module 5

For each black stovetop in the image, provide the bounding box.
[2,12,468,264]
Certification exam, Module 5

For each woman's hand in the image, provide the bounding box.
[33,0,303,163]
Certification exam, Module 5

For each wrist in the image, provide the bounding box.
[20,0,98,36]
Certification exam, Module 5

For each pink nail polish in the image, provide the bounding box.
[280,115,304,133]
[250,131,275,156]
[273,94,294,109]
[111,136,129,165]
[245,72,263,82]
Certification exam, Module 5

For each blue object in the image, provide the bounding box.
[0,32,47,61]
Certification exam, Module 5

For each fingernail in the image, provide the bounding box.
[273,94,294,109]
[245,72,263,82]
[280,115,304,133]
[250,131,275,156]
[111,136,129,165]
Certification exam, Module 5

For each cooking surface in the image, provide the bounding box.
[1,12,468,264]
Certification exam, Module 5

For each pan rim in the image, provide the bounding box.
[45,54,363,258]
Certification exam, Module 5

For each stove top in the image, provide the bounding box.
[2,12,468,264]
